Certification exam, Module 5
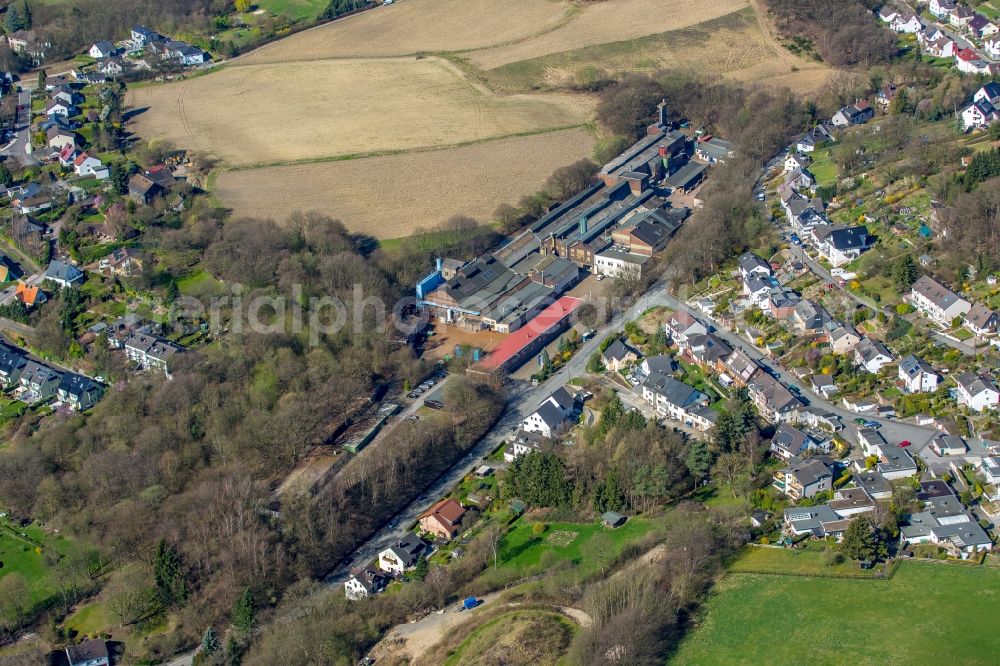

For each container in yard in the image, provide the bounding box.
[463,597,478,610]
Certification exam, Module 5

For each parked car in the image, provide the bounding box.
[899,440,911,448]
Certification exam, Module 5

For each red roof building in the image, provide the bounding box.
[471,296,582,377]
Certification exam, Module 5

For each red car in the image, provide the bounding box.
[899,440,911,448]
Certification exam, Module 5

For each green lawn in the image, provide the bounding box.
[672,561,1000,665]
[496,518,657,578]
[728,544,876,578]
[0,519,88,620]
[257,0,329,22]
[807,149,837,187]
[177,269,225,298]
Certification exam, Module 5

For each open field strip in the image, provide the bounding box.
[671,560,1000,665]
[213,127,595,238]
[467,0,749,70]
[238,0,575,64]
[128,55,592,167]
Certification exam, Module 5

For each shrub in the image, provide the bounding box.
[531,522,546,536]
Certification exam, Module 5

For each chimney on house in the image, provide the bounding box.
[657,99,668,127]
[579,216,589,236]
[659,145,668,157]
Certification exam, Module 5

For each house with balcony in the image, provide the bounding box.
[773,458,833,500]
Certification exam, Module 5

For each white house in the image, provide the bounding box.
[641,372,710,424]
[974,82,1000,108]
[898,354,940,393]
[665,310,708,347]
[962,100,997,130]
[854,337,894,373]
[965,302,1000,339]
[929,0,956,19]
[910,275,971,325]
[521,386,576,438]
[73,153,108,179]
[986,36,1000,58]
[376,533,427,575]
[345,568,388,600]
[45,100,74,118]
[783,152,812,173]
[737,251,772,281]
[812,224,873,267]
[890,14,923,33]
[88,41,115,59]
[65,639,110,666]
[955,373,1000,412]
[878,7,897,23]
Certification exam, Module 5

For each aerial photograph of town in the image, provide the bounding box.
[2,0,1000,664]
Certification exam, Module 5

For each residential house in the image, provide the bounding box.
[45,99,76,118]
[521,386,576,438]
[65,638,110,666]
[784,167,816,191]
[784,152,812,173]
[783,504,848,538]
[98,57,126,77]
[769,423,820,461]
[858,431,918,480]
[831,101,874,126]
[925,36,958,57]
[951,5,975,28]
[811,373,839,398]
[747,373,802,423]
[665,311,708,348]
[13,281,45,308]
[930,434,967,457]
[827,487,876,518]
[875,84,899,109]
[929,0,956,19]
[50,85,80,106]
[968,13,997,40]
[345,567,388,600]
[766,285,800,319]
[0,346,26,388]
[418,498,466,539]
[965,302,999,338]
[7,30,49,61]
[910,275,971,325]
[57,143,77,168]
[812,224,874,267]
[955,372,1000,411]
[722,348,761,387]
[602,338,641,372]
[46,126,76,151]
[640,354,678,377]
[900,495,992,557]
[898,354,940,393]
[88,41,116,59]
[878,6,898,23]
[955,47,994,74]
[73,153,108,179]
[791,299,831,335]
[686,333,732,371]
[99,247,143,276]
[889,14,923,33]
[743,273,779,307]
[641,372,711,426]
[44,260,84,289]
[854,337,894,373]
[854,470,893,500]
[504,430,546,462]
[128,174,163,204]
[18,360,62,401]
[774,458,833,500]
[122,332,184,376]
[737,251,772,281]
[131,25,164,49]
[978,456,1000,488]
[56,373,104,411]
[144,165,177,191]
[825,321,861,354]
[986,30,1000,56]
[377,533,428,575]
[796,124,834,153]
[961,99,998,130]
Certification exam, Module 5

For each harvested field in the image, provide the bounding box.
[468,0,749,70]
[129,56,591,167]
[478,7,831,94]
[213,127,596,238]
[238,0,573,64]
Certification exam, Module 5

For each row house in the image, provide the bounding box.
[748,373,803,423]
[909,275,971,325]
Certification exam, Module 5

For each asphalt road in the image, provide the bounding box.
[0,89,39,167]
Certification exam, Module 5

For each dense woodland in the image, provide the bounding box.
[762,0,897,67]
